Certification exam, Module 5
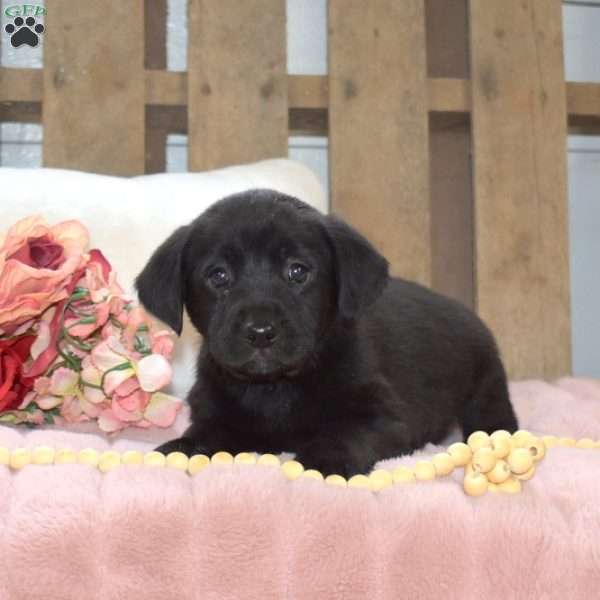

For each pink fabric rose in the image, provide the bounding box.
[0,216,89,334]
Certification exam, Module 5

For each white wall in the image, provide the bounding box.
[563,1,600,377]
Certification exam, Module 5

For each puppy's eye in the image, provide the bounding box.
[207,267,230,288]
[288,262,309,284]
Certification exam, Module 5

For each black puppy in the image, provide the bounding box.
[136,189,517,477]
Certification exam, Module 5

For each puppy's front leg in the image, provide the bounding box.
[155,437,201,456]
[295,420,412,479]
[154,422,232,457]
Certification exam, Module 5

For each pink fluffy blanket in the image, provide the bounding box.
[1,378,599,600]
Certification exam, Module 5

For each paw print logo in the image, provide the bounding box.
[5,16,44,48]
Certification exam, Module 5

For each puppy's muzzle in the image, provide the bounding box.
[245,321,278,348]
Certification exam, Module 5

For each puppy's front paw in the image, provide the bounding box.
[295,451,373,479]
[155,437,203,457]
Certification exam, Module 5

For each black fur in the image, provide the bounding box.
[136,190,518,477]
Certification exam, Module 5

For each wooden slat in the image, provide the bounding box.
[426,0,474,308]
[567,82,600,129]
[42,1,145,175]
[428,78,470,114]
[288,75,328,110]
[144,0,166,70]
[0,68,42,103]
[187,0,287,170]
[2,66,598,122]
[329,0,431,283]
[146,71,187,106]
[0,101,41,123]
[568,82,600,117]
[144,0,168,173]
[470,0,571,379]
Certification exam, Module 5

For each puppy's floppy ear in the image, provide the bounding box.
[135,225,191,335]
[324,215,389,319]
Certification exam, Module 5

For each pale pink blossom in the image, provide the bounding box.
[151,330,175,360]
[136,354,172,392]
[143,392,182,427]
[49,367,79,396]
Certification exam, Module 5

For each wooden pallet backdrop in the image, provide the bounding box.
[1,0,600,380]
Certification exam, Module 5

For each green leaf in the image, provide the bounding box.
[69,288,89,301]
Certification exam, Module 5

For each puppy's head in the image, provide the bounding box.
[136,190,388,382]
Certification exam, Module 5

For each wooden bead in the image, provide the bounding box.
[527,439,546,461]
[467,431,491,452]
[348,474,370,488]
[9,448,31,470]
[302,469,324,481]
[490,430,512,443]
[486,459,511,484]
[211,451,234,465]
[281,460,304,480]
[463,472,488,496]
[542,435,559,448]
[325,474,347,487]
[78,448,99,466]
[515,464,536,481]
[188,454,210,475]
[121,450,144,465]
[490,437,511,459]
[0,446,9,465]
[576,438,595,449]
[512,430,535,448]
[498,476,522,494]
[432,453,454,477]
[414,461,436,481]
[166,452,189,471]
[465,462,476,476]
[32,446,55,465]
[507,448,533,475]
[448,442,472,467]
[98,450,121,473]
[595,440,600,449]
[54,448,77,464]
[144,451,166,467]
[472,447,497,473]
[234,452,257,465]
[257,453,280,467]
[559,437,576,448]
[369,469,393,491]
[392,466,416,484]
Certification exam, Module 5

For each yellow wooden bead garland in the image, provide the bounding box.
[0,430,598,497]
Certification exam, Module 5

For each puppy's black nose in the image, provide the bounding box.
[245,322,277,348]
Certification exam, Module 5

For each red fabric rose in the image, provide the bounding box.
[0,335,36,411]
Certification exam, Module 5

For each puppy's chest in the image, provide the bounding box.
[238,382,308,432]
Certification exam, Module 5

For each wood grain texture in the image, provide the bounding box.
[426,0,473,308]
[144,0,167,173]
[42,1,145,175]
[187,0,287,171]
[470,0,571,379]
[3,65,596,123]
[329,0,431,282]
[144,0,166,70]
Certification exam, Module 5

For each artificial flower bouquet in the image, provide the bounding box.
[0,216,182,432]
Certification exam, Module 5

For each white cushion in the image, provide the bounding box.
[0,159,327,401]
